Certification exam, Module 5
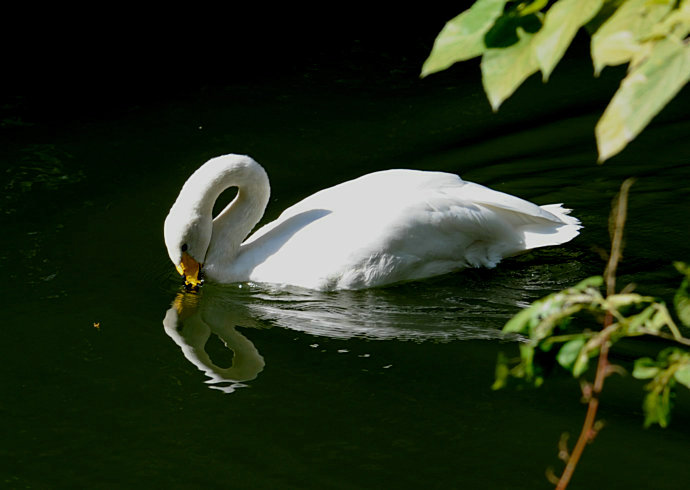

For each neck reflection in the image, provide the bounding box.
[162,292,265,393]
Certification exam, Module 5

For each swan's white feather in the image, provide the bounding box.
[165,155,581,290]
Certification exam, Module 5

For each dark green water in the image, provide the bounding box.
[3,22,690,489]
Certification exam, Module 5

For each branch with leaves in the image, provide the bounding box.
[492,180,690,488]
[422,0,690,162]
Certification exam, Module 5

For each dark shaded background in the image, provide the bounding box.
[3,7,465,109]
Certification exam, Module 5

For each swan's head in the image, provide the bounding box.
[164,201,212,290]
[164,154,270,289]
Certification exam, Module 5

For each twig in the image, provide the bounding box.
[605,178,634,296]
[555,179,633,489]
[556,314,612,489]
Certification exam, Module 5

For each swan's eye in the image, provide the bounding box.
[181,244,188,252]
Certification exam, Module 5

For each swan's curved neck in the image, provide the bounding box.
[207,179,270,269]
[183,156,270,276]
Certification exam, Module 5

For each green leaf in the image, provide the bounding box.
[648,304,674,335]
[591,0,675,76]
[532,0,604,81]
[572,347,592,377]
[421,0,509,77]
[503,304,537,333]
[492,352,510,390]
[643,385,672,428]
[481,27,540,110]
[674,262,690,327]
[632,357,661,379]
[519,343,536,378]
[556,337,586,370]
[673,365,690,390]
[573,275,604,290]
[590,0,645,74]
[484,11,543,48]
[676,295,690,328]
[675,261,690,278]
[516,0,549,17]
[625,305,656,334]
[648,0,690,40]
[605,293,650,309]
[595,36,690,161]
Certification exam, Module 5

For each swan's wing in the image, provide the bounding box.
[244,169,451,244]
[454,182,564,223]
[451,182,582,249]
[239,170,580,289]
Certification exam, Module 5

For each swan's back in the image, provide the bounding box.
[234,169,580,290]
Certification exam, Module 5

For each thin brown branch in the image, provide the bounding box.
[556,313,613,490]
[605,178,634,296]
[556,179,633,489]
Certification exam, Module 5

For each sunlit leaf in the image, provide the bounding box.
[649,305,674,334]
[595,36,690,161]
[574,275,604,290]
[625,305,656,334]
[572,347,592,377]
[503,304,536,333]
[533,0,603,81]
[484,11,543,48]
[605,293,650,309]
[481,27,540,110]
[585,0,629,35]
[632,1,690,68]
[516,0,549,17]
[632,357,661,379]
[504,277,602,337]
[673,365,690,389]
[556,337,586,371]
[421,0,509,77]
[648,0,690,40]
[591,0,675,75]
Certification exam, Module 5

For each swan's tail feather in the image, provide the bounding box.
[541,203,569,213]
[457,182,582,252]
[539,203,581,226]
[521,203,582,250]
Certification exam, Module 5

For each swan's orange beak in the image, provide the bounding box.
[176,251,203,290]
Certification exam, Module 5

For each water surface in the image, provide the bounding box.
[3,30,690,489]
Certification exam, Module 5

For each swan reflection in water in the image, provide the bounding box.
[161,268,559,393]
[163,290,266,393]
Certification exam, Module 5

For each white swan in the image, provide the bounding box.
[164,154,581,291]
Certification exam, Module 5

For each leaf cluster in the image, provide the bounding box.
[493,263,690,428]
[633,346,690,427]
[422,0,690,161]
